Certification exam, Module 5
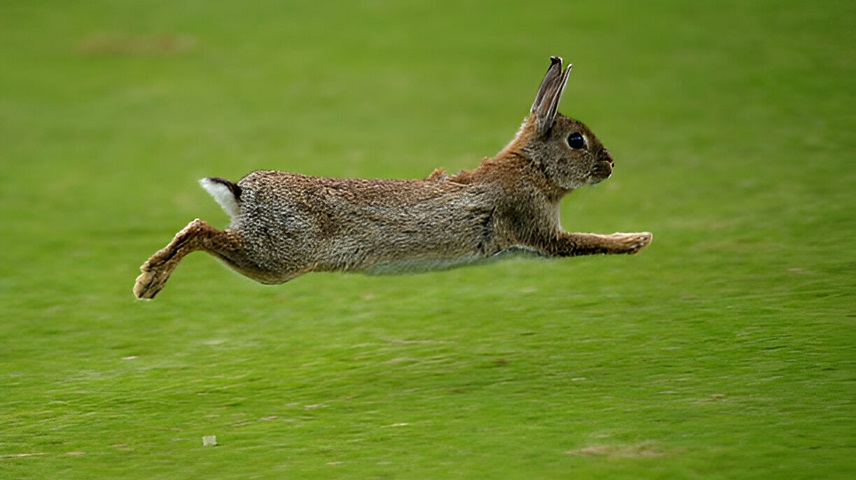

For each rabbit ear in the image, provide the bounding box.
[530,56,572,136]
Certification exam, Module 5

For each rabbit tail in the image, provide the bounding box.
[199,177,242,218]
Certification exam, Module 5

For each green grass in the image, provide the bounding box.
[1,0,854,478]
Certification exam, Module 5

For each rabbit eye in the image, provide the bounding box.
[567,132,586,149]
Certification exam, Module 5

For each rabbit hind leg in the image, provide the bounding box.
[134,218,247,299]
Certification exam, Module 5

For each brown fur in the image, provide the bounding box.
[133,57,652,299]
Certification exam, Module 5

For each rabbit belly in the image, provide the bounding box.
[361,245,543,275]
[363,254,492,275]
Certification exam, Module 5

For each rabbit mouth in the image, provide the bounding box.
[592,149,614,182]
[600,148,615,167]
[588,160,613,184]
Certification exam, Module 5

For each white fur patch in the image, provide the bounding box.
[199,178,240,217]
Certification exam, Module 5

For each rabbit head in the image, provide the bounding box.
[504,56,614,191]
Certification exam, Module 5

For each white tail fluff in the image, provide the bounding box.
[199,178,240,218]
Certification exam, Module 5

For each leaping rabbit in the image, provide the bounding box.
[134,56,652,299]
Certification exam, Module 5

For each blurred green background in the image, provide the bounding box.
[1,0,854,478]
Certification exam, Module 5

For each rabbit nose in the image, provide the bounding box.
[602,148,614,166]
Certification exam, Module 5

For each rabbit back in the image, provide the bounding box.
[226,170,504,277]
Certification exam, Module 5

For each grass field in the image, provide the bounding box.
[1,0,854,478]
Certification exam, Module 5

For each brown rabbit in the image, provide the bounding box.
[134,56,652,299]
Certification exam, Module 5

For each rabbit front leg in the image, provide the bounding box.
[134,219,247,299]
[541,231,653,257]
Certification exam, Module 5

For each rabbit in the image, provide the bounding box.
[133,56,652,299]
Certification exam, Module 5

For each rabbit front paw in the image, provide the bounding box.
[612,232,653,254]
